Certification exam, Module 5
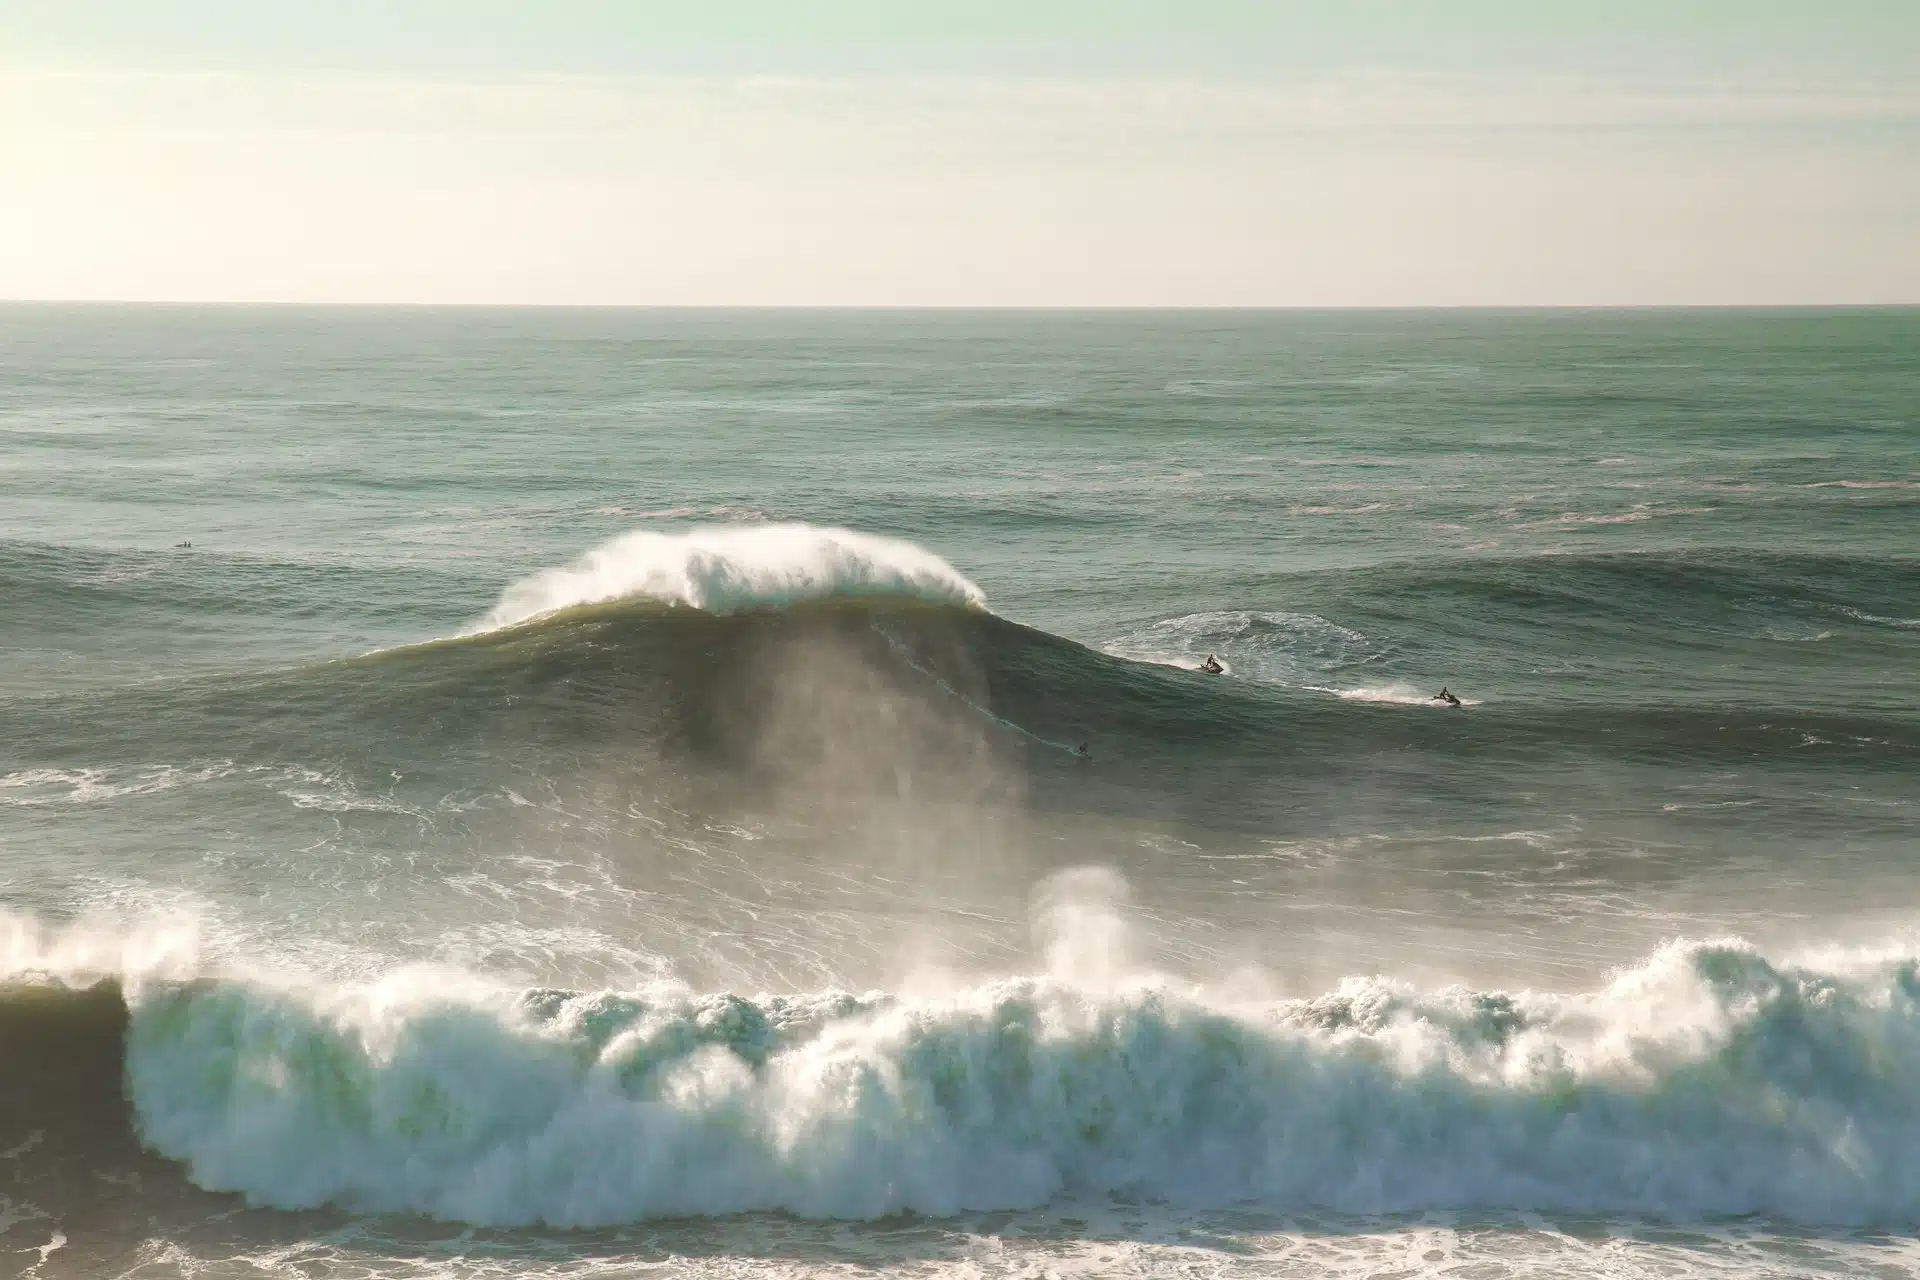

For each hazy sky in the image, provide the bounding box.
[4,2,1915,304]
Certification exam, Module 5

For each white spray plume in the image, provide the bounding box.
[1032,866,1137,992]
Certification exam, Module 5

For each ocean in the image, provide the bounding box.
[1,305,1916,1278]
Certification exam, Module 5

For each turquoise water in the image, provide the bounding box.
[1,306,1917,1277]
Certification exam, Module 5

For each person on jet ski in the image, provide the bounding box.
[1433,686,1462,707]
[1200,654,1224,674]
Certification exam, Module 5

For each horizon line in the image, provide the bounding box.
[5,300,1918,313]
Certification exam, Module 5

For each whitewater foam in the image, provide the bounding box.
[0,763,240,807]
[0,900,1898,1228]
[471,524,986,632]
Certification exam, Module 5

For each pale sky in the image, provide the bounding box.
[3,2,1915,305]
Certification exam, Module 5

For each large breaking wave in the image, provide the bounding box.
[9,905,1920,1227]
[7,539,1914,836]
[470,524,987,633]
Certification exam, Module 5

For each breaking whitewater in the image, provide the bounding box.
[12,907,1920,1232]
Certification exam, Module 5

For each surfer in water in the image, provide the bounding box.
[1433,686,1463,707]
[1200,654,1224,675]
[1075,741,1092,761]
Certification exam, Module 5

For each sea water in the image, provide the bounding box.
[1,306,1916,1277]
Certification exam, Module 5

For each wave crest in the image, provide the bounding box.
[79,931,1920,1226]
[471,524,986,632]
[15,901,1920,1228]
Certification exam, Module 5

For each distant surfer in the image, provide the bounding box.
[1199,654,1224,675]
[1075,741,1091,761]
[1433,686,1462,707]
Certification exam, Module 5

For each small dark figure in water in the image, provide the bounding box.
[1200,654,1224,675]
[175,540,191,549]
[1433,686,1462,707]
[1075,741,1091,760]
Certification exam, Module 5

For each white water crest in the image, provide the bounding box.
[471,524,987,632]
[42,885,1920,1229]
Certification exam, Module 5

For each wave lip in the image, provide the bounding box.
[470,524,987,633]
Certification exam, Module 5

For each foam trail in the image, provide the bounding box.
[1316,682,1484,707]
[1103,610,1371,682]
[75,906,1920,1228]
[471,524,986,632]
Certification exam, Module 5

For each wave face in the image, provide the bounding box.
[471,525,987,632]
[16,556,1914,796]
[11,920,1920,1227]
[7,544,1914,890]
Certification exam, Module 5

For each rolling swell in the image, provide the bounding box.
[1322,549,1920,645]
[4,529,1913,858]
[1251,548,1920,711]
[13,932,1920,1225]
[7,589,1916,847]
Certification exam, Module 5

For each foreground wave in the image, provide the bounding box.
[9,917,1920,1227]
